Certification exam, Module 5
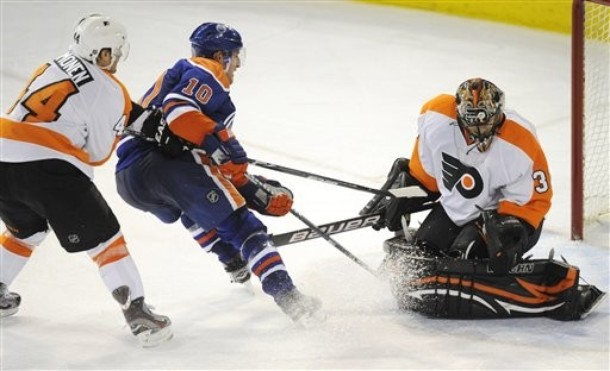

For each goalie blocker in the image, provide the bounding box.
[381,235,607,320]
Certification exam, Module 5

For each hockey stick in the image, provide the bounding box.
[288,208,380,278]
[271,199,438,247]
[247,175,380,278]
[270,213,382,247]
[248,158,426,199]
[359,158,408,215]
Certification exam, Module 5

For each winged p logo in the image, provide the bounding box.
[441,153,483,198]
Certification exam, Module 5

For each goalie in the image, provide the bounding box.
[366,78,606,320]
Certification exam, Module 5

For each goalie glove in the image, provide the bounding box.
[238,175,293,216]
[480,210,530,274]
[374,173,438,232]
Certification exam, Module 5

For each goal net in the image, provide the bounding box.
[571,0,610,240]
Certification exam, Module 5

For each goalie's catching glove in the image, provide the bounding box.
[238,175,293,216]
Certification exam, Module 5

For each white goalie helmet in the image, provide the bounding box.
[70,13,130,67]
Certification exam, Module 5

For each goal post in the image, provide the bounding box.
[571,0,610,240]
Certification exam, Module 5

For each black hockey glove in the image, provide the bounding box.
[238,175,293,216]
[373,170,438,232]
[125,104,163,140]
[481,210,530,274]
[125,105,191,157]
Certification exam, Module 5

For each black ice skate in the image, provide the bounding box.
[112,286,173,347]
[0,282,21,318]
[275,289,324,326]
[576,285,607,320]
[223,255,251,284]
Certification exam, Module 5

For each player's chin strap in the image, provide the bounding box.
[247,174,381,278]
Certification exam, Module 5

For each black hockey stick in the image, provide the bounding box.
[288,208,380,278]
[271,199,438,247]
[248,158,425,199]
[270,213,383,247]
[247,175,380,278]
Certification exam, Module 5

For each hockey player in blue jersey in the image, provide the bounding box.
[115,22,322,324]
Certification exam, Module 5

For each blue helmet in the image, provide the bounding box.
[189,22,243,58]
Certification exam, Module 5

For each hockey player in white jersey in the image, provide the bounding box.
[368,78,606,320]
[0,13,172,346]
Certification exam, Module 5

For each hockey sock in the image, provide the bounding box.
[87,232,145,299]
[0,230,46,286]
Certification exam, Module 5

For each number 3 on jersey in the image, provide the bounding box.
[533,170,550,193]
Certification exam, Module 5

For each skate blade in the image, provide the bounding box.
[137,326,174,348]
[241,280,256,296]
[295,309,328,328]
[580,290,608,320]
[0,307,19,318]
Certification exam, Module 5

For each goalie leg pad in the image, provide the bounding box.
[382,236,606,320]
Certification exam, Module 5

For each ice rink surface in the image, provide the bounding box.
[1,1,608,370]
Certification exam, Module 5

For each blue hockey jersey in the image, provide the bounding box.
[116,57,236,171]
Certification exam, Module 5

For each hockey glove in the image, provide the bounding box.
[481,211,529,274]
[203,128,247,164]
[201,129,249,185]
[238,175,294,216]
[125,105,192,156]
[376,175,438,232]
[124,104,163,140]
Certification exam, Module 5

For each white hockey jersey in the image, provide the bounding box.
[0,51,132,179]
[409,94,552,229]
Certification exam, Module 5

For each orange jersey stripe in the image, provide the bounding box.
[409,138,438,193]
[496,120,552,228]
[419,94,457,118]
[200,156,246,205]
[0,232,33,258]
[104,71,132,119]
[168,110,216,145]
[140,71,167,108]
[6,63,51,115]
[190,57,230,89]
[92,236,130,268]
[0,117,91,163]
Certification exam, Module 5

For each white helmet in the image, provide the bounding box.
[70,13,130,67]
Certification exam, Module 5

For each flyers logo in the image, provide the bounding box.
[441,152,483,198]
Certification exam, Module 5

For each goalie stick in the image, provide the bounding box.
[248,158,426,199]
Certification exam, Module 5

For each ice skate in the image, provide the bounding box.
[112,286,173,347]
[576,285,607,320]
[0,282,21,318]
[223,255,251,284]
[275,289,325,326]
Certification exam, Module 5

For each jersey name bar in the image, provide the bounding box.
[54,52,94,87]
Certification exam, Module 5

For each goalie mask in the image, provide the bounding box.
[70,13,130,68]
[455,78,505,152]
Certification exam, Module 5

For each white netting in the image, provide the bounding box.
[583,0,610,221]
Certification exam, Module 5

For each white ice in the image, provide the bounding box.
[1,1,608,370]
